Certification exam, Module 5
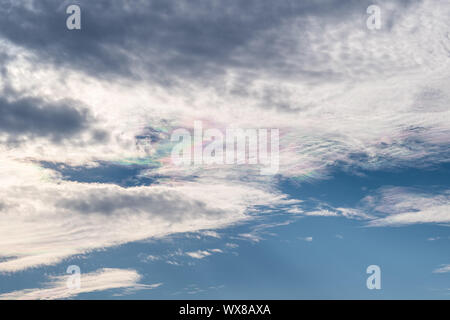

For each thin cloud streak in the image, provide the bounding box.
[0,268,161,300]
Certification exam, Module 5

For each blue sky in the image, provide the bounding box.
[0,0,449,299]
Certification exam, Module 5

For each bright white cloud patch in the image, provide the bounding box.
[0,268,161,300]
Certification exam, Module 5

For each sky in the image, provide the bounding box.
[0,0,449,299]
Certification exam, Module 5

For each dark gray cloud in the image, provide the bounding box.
[0,96,92,142]
[0,0,420,85]
[57,189,225,221]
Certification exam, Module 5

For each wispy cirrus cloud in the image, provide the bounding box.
[365,187,450,227]
[186,250,215,259]
[0,268,161,300]
[433,265,450,274]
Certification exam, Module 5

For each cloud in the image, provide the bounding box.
[0,0,398,83]
[166,260,182,266]
[0,268,161,300]
[294,186,450,227]
[0,96,96,143]
[427,236,450,241]
[292,207,373,220]
[0,158,295,272]
[142,254,161,262]
[304,186,450,227]
[433,265,450,274]
[200,231,221,238]
[365,187,450,226]
[0,0,447,177]
[173,283,225,296]
[236,233,262,243]
[186,249,223,259]
[185,250,212,259]
[0,0,448,281]
[302,209,339,217]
